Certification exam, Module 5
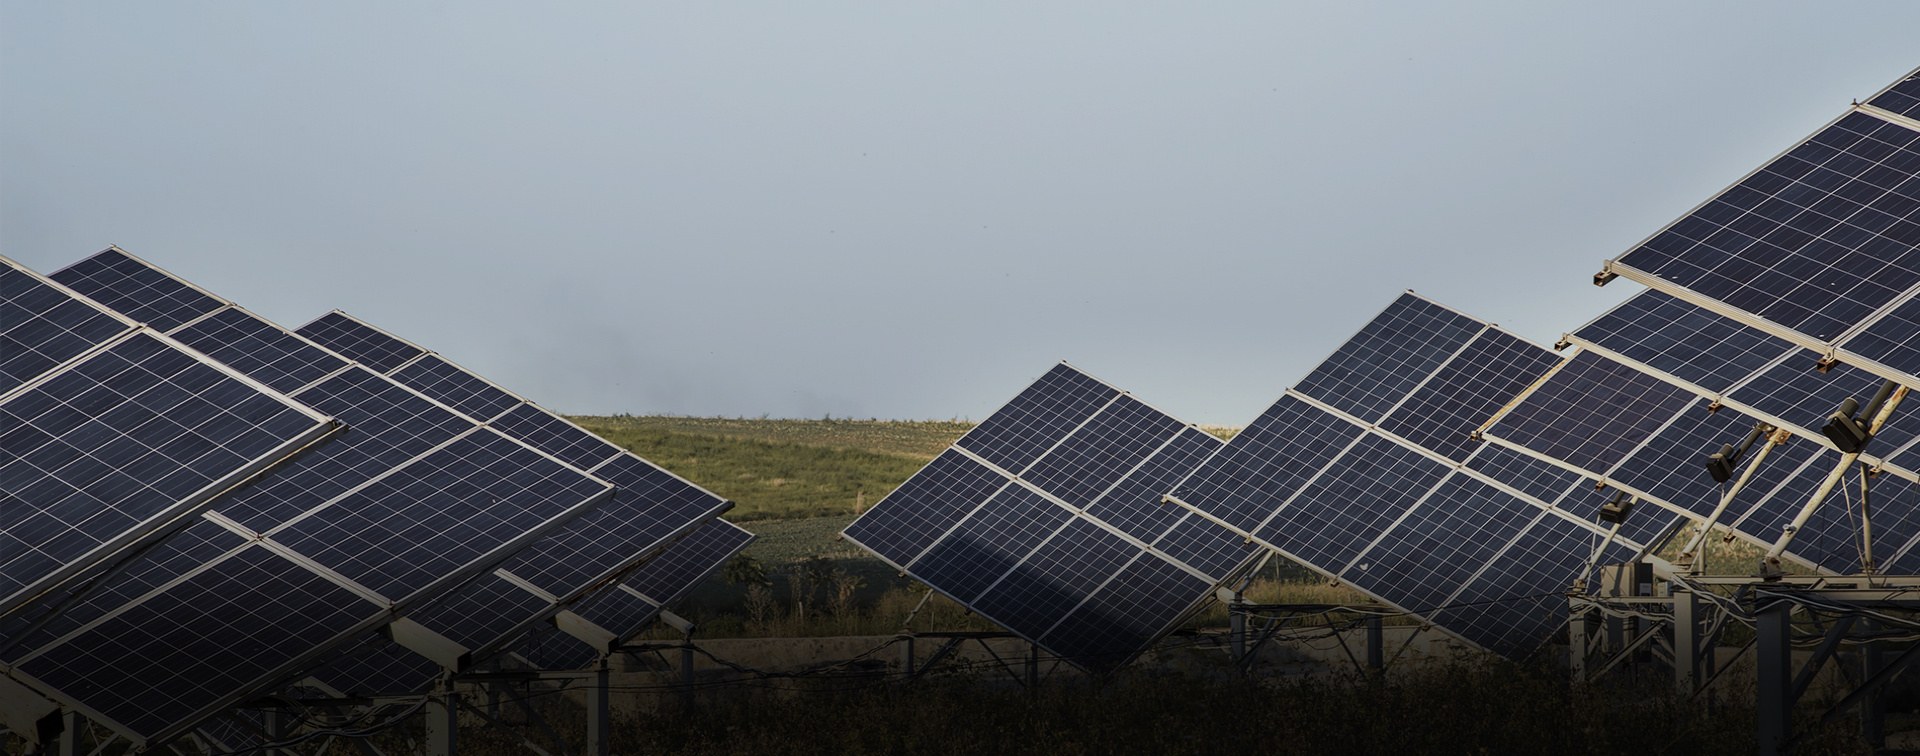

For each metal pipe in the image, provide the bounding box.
[1764,387,1907,568]
[1680,428,1785,572]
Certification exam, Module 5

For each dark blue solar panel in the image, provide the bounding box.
[15,544,373,740]
[1251,433,1451,573]
[1868,69,1920,120]
[1436,516,1633,658]
[1039,553,1208,672]
[971,519,1136,638]
[1084,427,1223,544]
[50,249,224,333]
[842,449,1007,567]
[0,263,131,394]
[1844,294,1920,380]
[1464,443,1584,508]
[1152,514,1260,580]
[1605,402,1771,519]
[1346,476,1535,615]
[499,454,727,597]
[390,355,521,422]
[1377,329,1560,462]
[310,575,553,695]
[1019,395,1184,508]
[912,485,1071,603]
[953,363,1120,474]
[1553,484,1681,549]
[216,367,474,531]
[170,308,348,394]
[488,402,624,472]
[1486,350,1698,474]
[1169,395,1366,533]
[304,633,438,698]
[271,428,612,600]
[1732,351,1898,434]
[621,519,753,608]
[1614,112,1920,341]
[295,312,425,374]
[0,520,246,656]
[0,332,325,608]
[1293,293,1485,422]
[1573,289,1795,393]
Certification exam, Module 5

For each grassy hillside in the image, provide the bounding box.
[570,418,950,521]
[569,415,974,460]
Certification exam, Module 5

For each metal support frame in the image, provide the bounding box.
[584,659,610,756]
[1225,604,1396,676]
[424,679,457,756]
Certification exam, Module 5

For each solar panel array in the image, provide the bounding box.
[0,249,741,747]
[1602,65,1920,391]
[1,257,337,621]
[1164,293,1643,658]
[843,363,1265,671]
[1480,287,1920,576]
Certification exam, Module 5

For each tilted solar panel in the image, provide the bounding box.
[289,311,739,686]
[1599,66,1920,391]
[1476,288,1920,574]
[1164,293,1643,658]
[843,362,1265,671]
[2,248,712,746]
[0,256,338,621]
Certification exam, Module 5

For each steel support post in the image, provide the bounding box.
[1757,598,1793,756]
[1569,600,1589,684]
[899,636,916,680]
[680,647,696,712]
[585,660,610,756]
[1863,618,1885,748]
[1366,616,1383,674]
[1025,642,1039,688]
[58,710,78,756]
[1229,608,1246,668]
[1673,590,1699,697]
[426,683,458,756]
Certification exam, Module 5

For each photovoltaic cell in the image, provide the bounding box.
[389,354,521,422]
[1018,394,1183,508]
[486,402,626,472]
[1249,434,1451,572]
[911,485,1072,603]
[13,544,375,738]
[0,260,132,394]
[270,428,612,601]
[1039,553,1209,670]
[843,449,1007,568]
[1167,294,1643,659]
[844,363,1262,671]
[1377,328,1562,462]
[50,248,223,333]
[1167,395,1364,534]
[971,519,1137,638]
[1293,293,1484,422]
[1613,111,1920,342]
[1868,68,1920,120]
[294,311,425,374]
[0,330,333,615]
[952,363,1120,474]
[1573,289,1794,396]
[1438,515,1635,658]
[1484,350,1697,474]
[170,308,349,395]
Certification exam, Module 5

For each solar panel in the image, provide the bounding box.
[511,519,755,670]
[843,362,1266,671]
[0,258,338,621]
[3,249,720,746]
[1164,293,1644,658]
[1599,67,1920,390]
[1478,287,1920,574]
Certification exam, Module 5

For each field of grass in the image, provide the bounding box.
[570,415,975,461]
[573,421,935,521]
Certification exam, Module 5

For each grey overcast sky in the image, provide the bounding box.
[4,4,1916,425]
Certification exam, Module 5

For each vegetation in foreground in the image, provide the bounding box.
[445,661,1873,756]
